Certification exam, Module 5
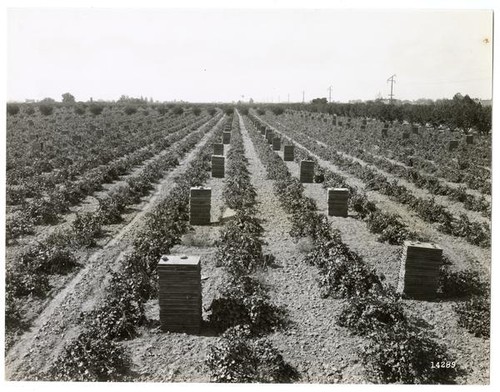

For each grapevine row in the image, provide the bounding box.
[257,113,490,248]
[206,112,298,383]
[243,114,460,384]
[5,113,223,349]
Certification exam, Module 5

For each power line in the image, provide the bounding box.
[387,74,396,103]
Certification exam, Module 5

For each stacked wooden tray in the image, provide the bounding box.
[272,137,281,151]
[222,131,231,144]
[189,187,211,225]
[284,145,294,161]
[158,255,202,334]
[213,143,224,155]
[265,129,274,144]
[327,188,349,217]
[211,155,225,178]
[448,140,459,151]
[397,241,442,300]
[300,160,314,183]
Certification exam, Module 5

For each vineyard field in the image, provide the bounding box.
[4,102,491,385]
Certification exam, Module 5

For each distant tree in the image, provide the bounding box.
[207,107,216,116]
[7,104,20,116]
[62,92,76,104]
[39,98,55,115]
[192,107,202,116]
[89,104,104,115]
[118,95,147,105]
[124,105,138,115]
[311,98,328,105]
[40,97,56,104]
[74,104,86,115]
[476,105,492,134]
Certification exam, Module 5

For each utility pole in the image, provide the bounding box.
[302,91,305,103]
[328,85,333,103]
[287,93,290,103]
[387,74,396,104]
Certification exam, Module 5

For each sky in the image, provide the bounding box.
[6,6,493,103]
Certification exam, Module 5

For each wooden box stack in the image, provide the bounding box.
[382,126,388,137]
[211,155,225,178]
[213,143,224,156]
[189,187,211,225]
[397,241,442,300]
[222,132,231,144]
[412,125,419,134]
[333,115,338,126]
[465,135,474,144]
[284,145,295,161]
[402,131,410,139]
[300,160,315,183]
[266,130,274,144]
[261,128,266,135]
[158,255,202,334]
[272,136,281,151]
[327,188,349,217]
[448,140,459,151]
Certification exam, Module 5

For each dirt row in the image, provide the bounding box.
[237,113,364,382]
[5,116,225,380]
[259,116,490,280]
[327,142,488,224]
[122,129,234,382]
[263,120,489,383]
[269,117,490,224]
